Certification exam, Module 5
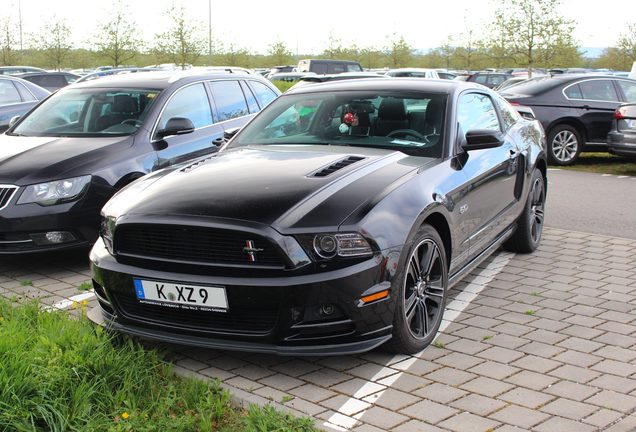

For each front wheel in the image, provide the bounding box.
[386,224,448,354]
[547,125,582,165]
[504,169,546,253]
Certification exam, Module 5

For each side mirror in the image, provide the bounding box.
[462,129,504,151]
[8,115,21,128]
[223,127,240,141]
[156,117,195,139]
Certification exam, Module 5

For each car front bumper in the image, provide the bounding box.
[89,238,398,356]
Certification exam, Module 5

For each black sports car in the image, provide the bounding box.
[90,78,547,355]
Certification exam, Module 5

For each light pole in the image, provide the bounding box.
[18,0,23,51]
[208,0,212,64]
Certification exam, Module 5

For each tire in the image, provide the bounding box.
[386,224,448,354]
[547,125,582,166]
[504,169,546,253]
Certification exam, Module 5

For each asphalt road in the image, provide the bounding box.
[545,168,636,239]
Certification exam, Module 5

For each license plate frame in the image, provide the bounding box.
[133,278,228,312]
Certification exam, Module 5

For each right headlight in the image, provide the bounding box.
[17,175,91,206]
[100,215,116,255]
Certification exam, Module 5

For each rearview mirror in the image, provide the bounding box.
[462,129,504,151]
[156,117,195,139]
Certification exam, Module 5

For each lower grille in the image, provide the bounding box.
[115,224,285,267]
[111,285,282,334]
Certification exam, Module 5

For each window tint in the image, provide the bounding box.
[239,80,260,113]
[489,75,506,86]
[617,80,636,102]
[458,93,500,136]
[158,83,212,131]
[327,63,346,74]
[249,81,277,108]
[492,93,520,130]
[578,80,619,101]
[210,80,249,122]
[564,83,582,99]
[313,63,328,74]
[0,79,22,104]
[346,63,363,72]
[473,75,488,84]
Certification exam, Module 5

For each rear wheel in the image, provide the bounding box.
[386,224,448,354]
[504,169,545,253]
[547,125,582,165]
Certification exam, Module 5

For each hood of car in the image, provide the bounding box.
[107,145,421,231]
[0,134,131,184]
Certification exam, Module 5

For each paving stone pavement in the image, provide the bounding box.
[2,227,636,431]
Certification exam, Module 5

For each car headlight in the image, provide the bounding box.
[17,175,91,206]
[308,233,373,259]
[100,215,116,255]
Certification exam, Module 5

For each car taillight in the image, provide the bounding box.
[614,109,625,120]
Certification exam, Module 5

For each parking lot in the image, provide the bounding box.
[2,225,636,431]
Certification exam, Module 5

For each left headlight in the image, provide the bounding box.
[100,215,116,255]
[17,175,91,206]
[300,232,373,260]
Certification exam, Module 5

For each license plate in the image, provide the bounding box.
[626,119,636,130]
[134,279,228,312]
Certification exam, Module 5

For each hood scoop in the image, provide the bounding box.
[180,154,218,173]
[310,155,366,178]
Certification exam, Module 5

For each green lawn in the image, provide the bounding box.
[0,298,317,432]
[558,152,636,176]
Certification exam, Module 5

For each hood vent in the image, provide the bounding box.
[180,154,218,173]
[311,156,366,177]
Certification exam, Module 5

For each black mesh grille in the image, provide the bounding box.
[115,224,285,267]
[0,186,17,209]
[111,285,281,334]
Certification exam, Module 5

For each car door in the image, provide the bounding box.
[455,91,520,257]
[564,79,621,143]
[153,82,225,169]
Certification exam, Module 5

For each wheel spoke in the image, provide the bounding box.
[408,253,421,281]
[405,292,418,322]
[421,300,430,335]
[421,244,439,277]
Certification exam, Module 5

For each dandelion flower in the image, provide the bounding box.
[122,412,130,420]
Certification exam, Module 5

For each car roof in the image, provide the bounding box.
[285,77,484,95]
[69,69,260,90]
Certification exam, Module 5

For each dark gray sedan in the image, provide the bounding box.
[608,103,636,157]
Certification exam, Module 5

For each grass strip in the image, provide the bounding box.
[0,298,316,431]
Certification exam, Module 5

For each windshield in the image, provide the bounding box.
[229,91,446,157]
[11,87,161,137]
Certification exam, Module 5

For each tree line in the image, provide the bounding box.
[1,0,635,72]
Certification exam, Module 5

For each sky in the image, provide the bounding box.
[3,0,636,56]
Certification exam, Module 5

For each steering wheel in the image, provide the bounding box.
[386,129,429,142]
[121,119,142,127]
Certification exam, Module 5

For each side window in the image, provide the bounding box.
[579,80,619,101]
[617,80,636,102]
[489,75,506,87]
[209,80,249,122]
[457,93,501,138]
[492,93,520,130]
[328,63,346,74]
[239,80,260,113]
[312,63,328,74]
[473,75,488,84]
[564,83,583,99]
[14,82,36,101]
[157,83,212,132]
[346,63,362,72]
[248,81,278,108]
[0,80,22,104]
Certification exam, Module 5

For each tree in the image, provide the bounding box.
[618,22,636,64]
[33,18,72,71]
[489,0,576,75]
[267,40,293,66]
[153,4,206,69]
[322,34,359,60]
[93,1,141,67]
[217,44,251,67]
[0,16,19,65]
[594,47,631,71]
[385,34,412,68]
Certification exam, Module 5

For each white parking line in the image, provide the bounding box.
[45,291,96,311]
[324,251,515,431]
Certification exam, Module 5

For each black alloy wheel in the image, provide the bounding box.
[388,224,448,354]
[504,169,546,253]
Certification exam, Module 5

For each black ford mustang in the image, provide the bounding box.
[90,79,547,355]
